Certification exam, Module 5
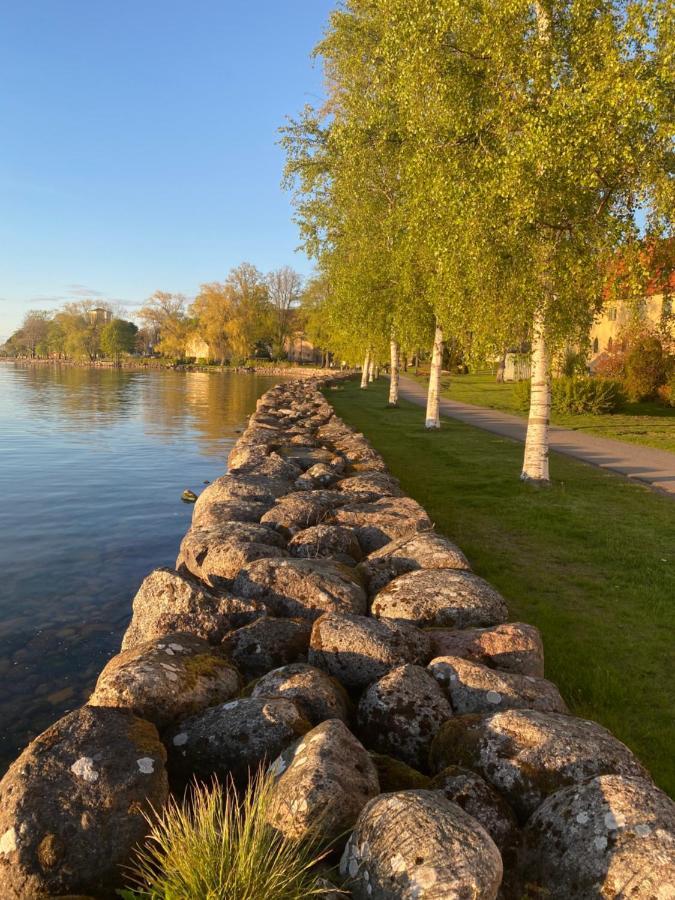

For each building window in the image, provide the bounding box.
[663,296,673,319]
[608,307,617,321]
[592,337,599,354]
[607,337,613,352]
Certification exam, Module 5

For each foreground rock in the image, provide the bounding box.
[430,766,518,852]
[520,774,675,898]
[177,523,288,588]
[358,665,452,769]
[430,709,648,819]
[288,524,363,565]
[0,707,168,899]
[358,532,471,595]
[372,569,508,629]
[428,655,567,715]
[336,471,404,500]
[334,497,432,553]
[121,568,264,649]
[167,697,310,787]
[250,663,350,725]
[340,790,502,899]
[191,498,273,527]
[309,612,430,689]
[260,493,336,536]
[221,617,312,679]
[268,720,379,845]
[426,621,545,677]
[232,558,367,621]
[88,634,242,728]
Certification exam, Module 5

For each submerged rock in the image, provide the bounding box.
[121,568,264,649]
[181,489,198,503]
[357,664,453,770]
[520,774,675,899]
[340,790,503,899]
[426,621,545,677]
[430,709,648,819]
[250,663,350,725]
[88,633,242,728]
[309,612,430,689]
[372,569,508,629]
[232,558,367,621]
[221,617,312,679]
[358,531,471,596]
[268,719,379,846]
[0,706,168,899]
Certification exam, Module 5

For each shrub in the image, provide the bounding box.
[560,349,587,377]
[121,774,333,900]
[515,377,625,415]
[624,334,668,401]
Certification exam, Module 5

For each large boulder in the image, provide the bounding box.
[121,568,264,649]
[250,663,350,725]
[339,790,502,899]
[426,621,545,677]
[191,498,273,527]
[221,617,312,679]
[358,532,471,596]
[231,558,367,621]
[194,473,293,510]
[177,523,288,588]
[309,612,431,689]
[520,774,675,899]
[428,655,567,715]
[228,448,302,482]
[336,471,404,501]
[288,524,363,565]
[372,569,508,629]
[430,766,518,853]
[357,665,453,770]
[268,720,379,845]
[167,698,310,787]
[260,493,336,536]
[0,707,168,899]
[278,447,338,471]
[295,462,343,490]
[430,709,649,819]
[334,497,433,553]
[88,633,242,728]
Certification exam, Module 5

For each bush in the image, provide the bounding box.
[624,335,668,401]
[515,377,625,415]
[121,774,332,900]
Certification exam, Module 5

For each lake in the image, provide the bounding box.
[0,362,286,774]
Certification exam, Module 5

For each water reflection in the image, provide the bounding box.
[0,363,286,773]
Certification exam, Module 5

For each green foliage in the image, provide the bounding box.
[516,377,625,415]
[100,319,138,360]
[121,774,333,900]
[624,334,669,401]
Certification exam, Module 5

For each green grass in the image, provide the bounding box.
[408,371,675,452]
[326,378,675,797]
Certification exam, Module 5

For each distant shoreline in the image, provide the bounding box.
[0,358,340,377]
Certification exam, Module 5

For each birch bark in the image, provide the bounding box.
[360,350,370,389]
[425,324,444,429]
[521,305,551,482]
[388,338,400,406]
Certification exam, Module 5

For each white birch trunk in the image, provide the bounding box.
[388,338,400,406]
[521,306,551,483]
[368,356,375,382]
[425,324,444,429]
[360,351,370,389]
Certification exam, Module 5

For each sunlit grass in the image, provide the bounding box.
[121,773,335,900]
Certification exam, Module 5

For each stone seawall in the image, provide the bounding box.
[0,375,673,898]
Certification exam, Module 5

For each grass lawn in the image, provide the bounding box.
[408,371,675,453]
[326,378,675,797]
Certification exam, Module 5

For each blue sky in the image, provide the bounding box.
[0,1,336,337]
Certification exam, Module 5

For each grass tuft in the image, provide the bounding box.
[120,772,335,900]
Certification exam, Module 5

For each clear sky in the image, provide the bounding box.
[0,0,336,338]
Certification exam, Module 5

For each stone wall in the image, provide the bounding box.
[0,375,673,898]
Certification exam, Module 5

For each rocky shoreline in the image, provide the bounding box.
[0,358,339,377]
[0,374,673,898]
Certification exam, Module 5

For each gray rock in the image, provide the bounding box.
[221,617,312,679]
[357,664,453,770]
[121,568,265,650]
[0,706,168,899]
[295,462,341,489]
[260,493,336,536]
[336,471,404,500]
[372,569,508,629]
[426,621,545,677]
[232,558,367,621]
[229,448,302,481]
[177,523,289,588]
[428,655,567,715]
[268,720,379,845]
[250,663,350,725]
[358,532,471,596]
[339,790,502,899]
[288,524,363,565]
[430,766,518,852]
[430,709,649,819]
[193,473,294,517]
[278,447,338,471]
[88,633,242,728]
[335,497,433,553]
[309,612,431,689]
[167,697,310,787]
[521,774,675,899]
[192,498,273,527]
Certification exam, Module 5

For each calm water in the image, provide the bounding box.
[0,363,285,773]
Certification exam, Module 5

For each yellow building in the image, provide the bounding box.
[590,288,673,362]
